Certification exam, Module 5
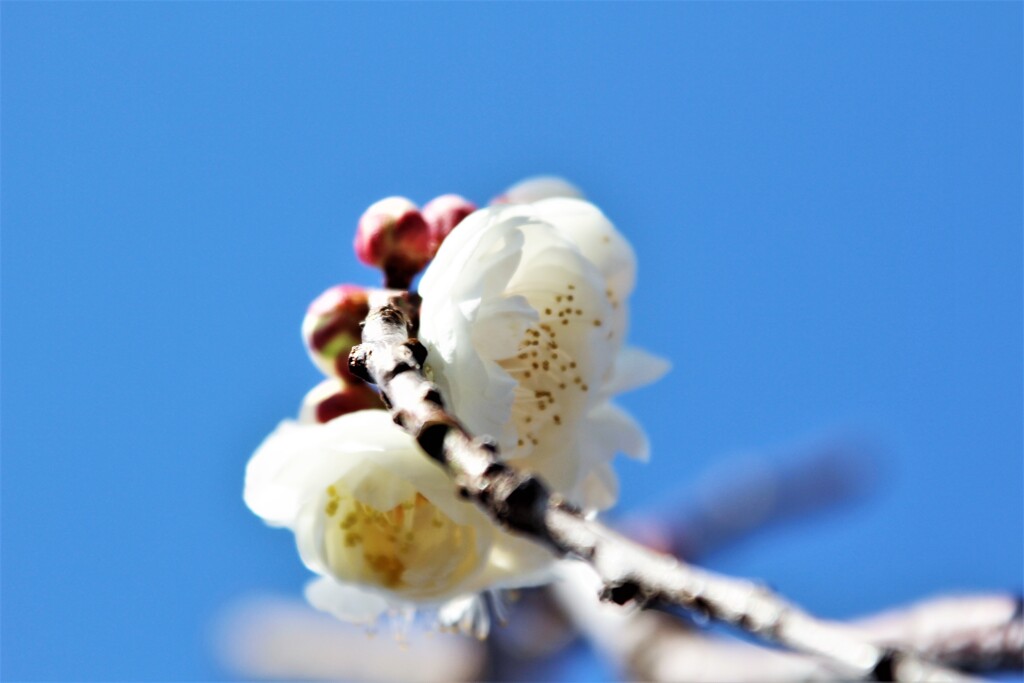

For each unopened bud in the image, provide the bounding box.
[299,378,383,424]
[302,284,370,378]
[353,197,432,287]
[422,194,476,249]
[491,176,584,205]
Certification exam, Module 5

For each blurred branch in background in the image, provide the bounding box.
[615,440,877,561]
[216,437,1021,681]
[214,596,485,682]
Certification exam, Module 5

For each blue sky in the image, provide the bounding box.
[3,3,1021,680]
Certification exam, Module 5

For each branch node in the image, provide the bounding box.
[473,436,501,455]
[421,385,444,407]
[482,461,509,479]
[387,360,415,380]
[871,648,900,682]
[550,494,581,516]
[601,580,646,607]
[347,345,373,384]
[494,475,549,534]
[416,421,450,462]
[405,338,429,366]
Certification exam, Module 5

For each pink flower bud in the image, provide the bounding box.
[299,378,383,424]
[353,197,432,287]
[422,194,476,249]
[302,284,370,379]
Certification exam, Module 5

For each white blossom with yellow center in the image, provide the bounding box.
[419,183,668,510]
[245,408,552,629]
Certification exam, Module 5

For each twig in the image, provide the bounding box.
[553,558,1023,682]
[854,594,1023,674]
[348,296,970,682]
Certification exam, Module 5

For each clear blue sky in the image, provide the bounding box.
[3,3,1021,680]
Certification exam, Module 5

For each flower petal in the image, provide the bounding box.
[304,577,389,625]
[586,402,650,461]
[244,410,482,529]
[470,295,538,362]
[578,463,619,512]
[604,346,672,397]
[493,176,585,204]
[419,210,527,311]
[531,197,636,303]
[474,529,556,589]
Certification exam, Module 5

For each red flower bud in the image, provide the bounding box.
[299,378,383,424]
[302,284,370,379]
[422,194,476,250]
[353,197,432,288]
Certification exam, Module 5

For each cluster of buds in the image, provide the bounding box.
[353,194,475,289]
[302,193,476,424]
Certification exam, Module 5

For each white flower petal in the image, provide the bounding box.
[428,344,517,454]
[604,346,672,397]
[294,497,329,575]
[473,529,556,590]
[493,176,585,204]
[245,411,436,528]
[244,420,354,528]
[530,197,636,302]
[304,577,389,625]
[419,210,527,312]
[471,295,538,361]
[578,463,619,512]
[568,403,651,511]
[586,402,650,462]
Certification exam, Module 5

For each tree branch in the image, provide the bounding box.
[348,296,971,681]
[853,594,1023,674]
[553,559,1023,682]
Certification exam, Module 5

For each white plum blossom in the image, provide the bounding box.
[244,177,667,634]
[419,178,669,510]
[245,407,552,631]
